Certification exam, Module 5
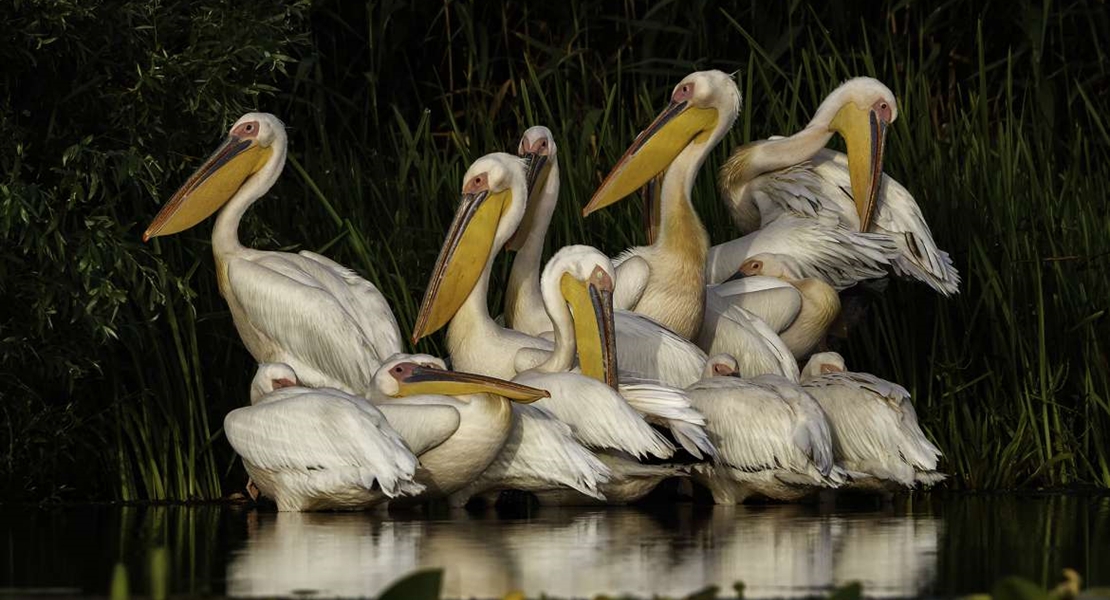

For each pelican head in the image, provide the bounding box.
[543,245,618,388]
[411,153,529,342]
[144,112,286,241]
[506,126,559,251]
[735,253,805,280]
[583,70,741,216]
[373,353,548,403]
[250,362,298,404]
[801,351,847,381]
[812,78,897,231]
[703,353,740,378]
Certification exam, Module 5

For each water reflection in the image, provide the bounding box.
[2,496,1107,598]
[226,504,941,598]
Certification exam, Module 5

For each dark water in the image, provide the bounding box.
[2,495,1108,598]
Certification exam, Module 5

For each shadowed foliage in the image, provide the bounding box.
[1,0,1107,499]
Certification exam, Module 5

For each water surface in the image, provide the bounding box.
[2,495,1107,598]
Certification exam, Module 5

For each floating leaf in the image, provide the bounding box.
[378,568,444,600]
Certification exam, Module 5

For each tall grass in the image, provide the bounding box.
[1,0,1107,498]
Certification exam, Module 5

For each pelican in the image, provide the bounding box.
[412,154,714,460]
[583,70,741,340]
[368,353,552,502]
[143,113,402,397]
[712,253,841,360]
[505,127,709,388]
[719,77,960,295]
[224,363,421,512]
[687,354,845,504]
[800,352,946,493]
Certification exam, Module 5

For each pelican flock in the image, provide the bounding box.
[145,70,952,511]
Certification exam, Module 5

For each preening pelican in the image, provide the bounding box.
[504,127,709,388]
[800,352,945,493]
[583,70,741,340]
[369,353,551,501]
[713,253,841,360]
[144,113,402,397]
[719,78,959,295]
[687,354,845,504]
[224,363,423,511]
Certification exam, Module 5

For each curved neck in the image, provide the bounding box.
[655,139,711,258]
[736,126,833,184]
[533,267,576,373]
[446,250,502,356]
[505,161,560,324]
[212,139,287,258]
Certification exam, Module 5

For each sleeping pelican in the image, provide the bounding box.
[583,70,741,340]
[367,354,551,502]
[505,127,709,387]
[412,154,714,461]
[226,363,421,511]
[712,253,841,360]
[687,354,845,504]
[719,78,959,295]
[143,113,402,397]
[800,352,946,494]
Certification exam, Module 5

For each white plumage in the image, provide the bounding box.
[224,363,422,512]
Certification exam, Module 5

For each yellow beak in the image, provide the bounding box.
[505,152,552,252]
[411,188,514,342]
[143,135,272,241]
[582,101,717,216]
[829,103,888,231]
[641,171,664,245]
[560,268,618,389]
[396,364,549,403]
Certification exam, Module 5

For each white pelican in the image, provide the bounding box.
[583,70,741,340]
[719,78,960,295]
[697,285,801,382]
[143,113,402,397]
[712,253,841,360]
[800,352,946,493]
[687,354,845,503]
[367,353,552,502]
[224,362,422,511]
[505,127,709,388]
[411,154,714,460]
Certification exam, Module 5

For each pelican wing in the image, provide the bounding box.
[804,372,942,473]
[697,293,800,382]
[224,388,422,497]
[808,150,960,295]
[468,404,610,499]
[612,253,650,311]
[376,399,463,456]
[514,371,674,460]
[618,382,718,460]
[685,378,803,472]
[705,216,899,289]
[613,311,707,388]
[227,251,401,394]
[752,375,834,476]
[709,276,802,333]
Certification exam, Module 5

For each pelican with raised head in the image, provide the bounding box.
[144,113,402,397]
[800,352,946,495]
[719,77,959,295]
[412,155,715,463]
[504,127,710,388]
[583,70,741,340]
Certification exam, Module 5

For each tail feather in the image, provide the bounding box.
[619,383,718,460]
